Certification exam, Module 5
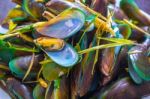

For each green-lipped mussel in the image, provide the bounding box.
[9,54,43,78]
[35,8,85,39]
[128,38,150,83]
[6,78,33,99]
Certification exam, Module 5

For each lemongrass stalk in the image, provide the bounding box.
[78,43,135,54]
[22,53,35,81]
[123,19,150,36]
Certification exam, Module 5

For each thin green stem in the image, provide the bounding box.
[78,43,135,54]
[123,19,150,37]
[22,53,35,81]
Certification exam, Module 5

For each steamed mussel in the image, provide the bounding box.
[0,0,150,99]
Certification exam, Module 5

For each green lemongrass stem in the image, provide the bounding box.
[0,22,47,40]
[123,19,150,37]
[39,59,53,65]
[128,50,142,54]
[45,82,52,99]
[78,43,135,54]
[6,24,33,34]
[19,34,34,42]
[6,22,46,34]
[78,20,95,45]
[76,1,107,21]
[37,65,44,80]
[0,32,20,40]
[10,46,38,52]
[22,53,35,81]
[54,79,60,99]
[92,28,103,75]
[99,37,136,44]
[0,65,10,71]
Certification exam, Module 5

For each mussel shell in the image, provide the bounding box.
[99,30,122,85]
[46,0,76,15]
[0,0,15,24]
[91,0,108,16]
[128,58,143,84]
[129,28,145,43]
[128,45,150,81]
[6,78,33,99]
[42,62,68,81]
[33,84,46,99]
[72,37,96,97]
[50,77,69,99]
[2,7,28,24]
[0,80,13,99]
[44,43,79,67]
[46,0,89,16]
[35,37,65,51]
[36,8,85,39]
[22,0,45,20]
[9,54,43,78]
[0,25,9,34]
[100,77,150,99]
[135,0,150,15]
[12,0,23,5]
[113,7,128,20]
[120,0,150,26]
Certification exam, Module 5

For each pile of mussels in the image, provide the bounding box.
[0,0,150,99]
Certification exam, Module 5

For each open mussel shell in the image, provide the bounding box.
[100,77,150,99]
[35,37,65,51]
[128,45,150,81]
[43,43,79,67]
[42,62,68,81]
[36,8,85,39]
[33,84,46,99]
[6,78,33,99]
[9,54,43,78]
